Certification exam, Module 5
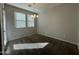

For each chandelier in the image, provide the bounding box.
[28,3,38,19]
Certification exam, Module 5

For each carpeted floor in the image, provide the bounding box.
[7,34,79,55]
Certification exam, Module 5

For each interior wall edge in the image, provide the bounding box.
[38,33,78,45]
[8,33,36,41]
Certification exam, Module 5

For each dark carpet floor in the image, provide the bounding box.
[8,34,79,55]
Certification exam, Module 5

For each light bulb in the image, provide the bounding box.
[30,14,34,18]
[36,15,38,18]
[33,14,36,18]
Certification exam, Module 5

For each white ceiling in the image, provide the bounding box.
[8,3,61,13]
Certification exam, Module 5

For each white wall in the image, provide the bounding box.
[38,4,78,45]
[5,4,37,41]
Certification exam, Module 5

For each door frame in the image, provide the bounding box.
[0,3,6,55]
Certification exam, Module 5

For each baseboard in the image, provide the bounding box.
[39,33,77,45]
[52,36,77,45]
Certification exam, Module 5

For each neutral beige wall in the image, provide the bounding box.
[78,4,79,48]
[38,4,78,45]
[5,4,37,41]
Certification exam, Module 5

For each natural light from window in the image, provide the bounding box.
[27,14,35,27]
[14,12,26,28]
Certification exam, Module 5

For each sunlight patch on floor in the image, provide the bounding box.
[13,42,48,50]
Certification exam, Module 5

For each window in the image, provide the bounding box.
[14,12,26,28]
[27,14,34,27]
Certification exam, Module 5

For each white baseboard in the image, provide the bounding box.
[39,33,77,45]
[52,36,77,45]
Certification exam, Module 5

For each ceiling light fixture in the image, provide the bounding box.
[30,14,38,19]
[28,3,38,19]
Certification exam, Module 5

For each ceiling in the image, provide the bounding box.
[8,3,61,13]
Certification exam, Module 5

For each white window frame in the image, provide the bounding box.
[14,12,26,28]
[27,14,35,28]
